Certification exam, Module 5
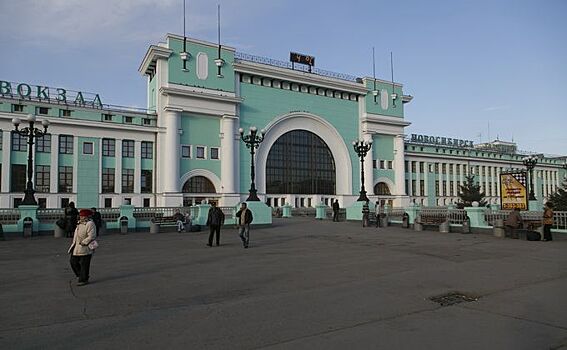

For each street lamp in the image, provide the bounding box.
[352,139,373,202]
[239,126,265,201]
[12,114,50,205]
[522,155,538,201]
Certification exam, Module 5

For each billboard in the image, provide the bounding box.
[500,172,528,210]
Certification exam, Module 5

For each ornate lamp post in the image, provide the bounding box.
[12,114,50,205]
[239,126,265,201]
[352,139,373,202]
[522,155,538,201]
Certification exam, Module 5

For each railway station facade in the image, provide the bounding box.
[0,34,565,209]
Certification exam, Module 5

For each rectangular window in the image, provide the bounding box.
[411,180,416,196]
[435,163,439,173]
[387,161,393,170]
[141,169,152,193]
[61,198,70,208]
[141,141,153,159]
[101,168,115,193]
[59,135,73,154]
[58,166,73,193]
[102,138,115,157]
[122,140,134,158]
[404,161,408,172]
[103,113,113,121]
[405,180,409,195]
[435,180,440,196]
[143,118,151,125]
[419,162,424,173]
[196,146,205,159]
[411,162,416,172]
[11,132,27,152]
[442,164,446,174]
[37,107,49,115]
[122,169,134,193]
[373,160,377,169]
[37,198,47,209]
[456,165,460,175]
[104,198,112,208]
[13,104,24,113]
[60,109,72,117]
[380,160,385,169]
[124,116,133,124]
[143,198,150,207]
[443,181,447,196]
[36,134,51,153]
[83,142,93,155]
[210,147,219,160]
[11,164,26,192]
[449,164,453,175]
[420,180,425,196]
[450,181,454,195]
[181,145,191,158]
[14,198,23,208]
[35,165,50,193]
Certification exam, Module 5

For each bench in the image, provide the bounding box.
[415,214,449,232]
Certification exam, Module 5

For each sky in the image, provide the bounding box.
[0,0,565,155]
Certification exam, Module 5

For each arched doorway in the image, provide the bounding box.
[182,176,218,206]
[266,130,336,195]
[374,182,391,195]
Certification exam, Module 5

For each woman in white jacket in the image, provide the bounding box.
[68,209,97,286]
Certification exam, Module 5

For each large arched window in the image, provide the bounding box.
[266,130,335,194]
[374,182,391,195]
[182,176,216,193]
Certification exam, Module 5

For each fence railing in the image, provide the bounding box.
[37,208,65,224]
[0,209,20,225]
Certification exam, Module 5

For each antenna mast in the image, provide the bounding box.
[390,52,396,108]
[372,47,378,103]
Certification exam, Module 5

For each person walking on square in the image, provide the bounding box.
[543,201,554,241]
[236,202,254,248]
[206,203,225,246]
[90,207,102,235]
[504,208,523,239]
[332,200,340,222]
[374,200,381,227]
[68,209,97,286]
[64,202,79,238]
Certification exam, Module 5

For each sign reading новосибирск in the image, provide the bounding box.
[410,134,474,148]
[0,80,103,109]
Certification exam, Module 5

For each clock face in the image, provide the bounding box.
[380,89,389,110]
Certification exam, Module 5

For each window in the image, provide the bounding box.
[11,132,27,151]
[373,160,377,169]
[196,146,205,159]
[102,138,115,157]
[83,142,93,155]
[374,182,391,195]
[37,107,49,115]
[124,116,133,124]
[411,180,416,196]
[13,104,24,113]
[58,166,73,193]
[141,170,152,193]
[59,135,73,154]
[14,198,23,208]
[435,163,439,173]
[182,176,216,193]
[419,162,424,173]
[435,180,440,196]
[61,198,70,208]
[141,141,153,159]
[35,165,50,192]
[11,164,26,192]
[143,198,150,207]
[387,161,393,169]
[101,168,115,193]
[60,109,72,117]
[181,145,191,158]
[442,164,446,174]
[443,181,447,196]
[404,161,408,172]
[411,162,416,172]
[37,198,47,209]
[143,118,151,126]
[420,180,425,196]
[122,140,134,158]
[104,198,112,208]
[103,113,113,121]
[122,169,134,193]
[380,160,385,169]
[210,147,219,160]
[36,134,51,153]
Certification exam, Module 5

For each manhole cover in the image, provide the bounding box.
[429,292,478,306]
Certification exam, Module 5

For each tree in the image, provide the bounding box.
[457,174,487,208]
[548,177,567,211]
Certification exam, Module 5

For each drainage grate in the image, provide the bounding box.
[429,292,478,306]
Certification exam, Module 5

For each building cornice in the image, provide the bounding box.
[361,77,403,88]
[139,45,173,76]
[363,113,411,127]
[159,85,243,104]
[233,61,368,95]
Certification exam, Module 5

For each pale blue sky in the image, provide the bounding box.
[1,0,565,155]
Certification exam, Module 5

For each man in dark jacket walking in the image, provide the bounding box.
[65,202,79,238]
[206,203,225,246]
[332,200,340,222]
[236,202,254,248]
[90,207,103,235]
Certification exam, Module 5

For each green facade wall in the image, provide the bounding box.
[77,137,99,207]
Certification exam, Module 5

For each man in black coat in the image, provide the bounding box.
[65,202,79,238]
[90,207,103,235]
[235,202,254,248]
[332,200,340,222]
[206,203,225,247]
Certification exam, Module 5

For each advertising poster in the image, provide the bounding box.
[500,172,528,210]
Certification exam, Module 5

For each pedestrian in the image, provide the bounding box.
[543,202,554,241]
[173,209,185,233]
[206,203,225,246]
[64,202,79,238]
[374,201,381,227]
[236,202,254,248]
[91,207,103,235]
[68,209,97,286]
[332,200,340,222]
[184,211,192,232]
[504,208,523,239]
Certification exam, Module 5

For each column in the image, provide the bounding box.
[363,133,373,196]
[452,163,458,196]
[163,107,181,193]
[459,163,465,186]
[544,170,549,198]
[484,166,490,197]
[134,140,142,195]
[407,160,413,197]
[423,163,429,196]
[1,130,11,194]
[115,138,122,194]
[393,135,405,196]
[49,133,59,208]
[415,164,421,198]
[496,166,501,199]
[220,115,238,194]
[491,166,496,197]
[72,135,79,194]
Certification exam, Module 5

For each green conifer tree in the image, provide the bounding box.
[548,177,567,211]
[457,174,487,208]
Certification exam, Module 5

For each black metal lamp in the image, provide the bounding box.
[522,155,538,201]
[239,126,265,201]
[352,139,373,202]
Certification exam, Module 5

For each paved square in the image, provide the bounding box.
[1,219,566,349]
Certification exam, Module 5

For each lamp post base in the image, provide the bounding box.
[22,189,37,206]
[356,190,369,202]
[246,188,261,202]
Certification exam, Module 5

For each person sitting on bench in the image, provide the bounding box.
[504,208,523,239]
[173,210,185,233]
